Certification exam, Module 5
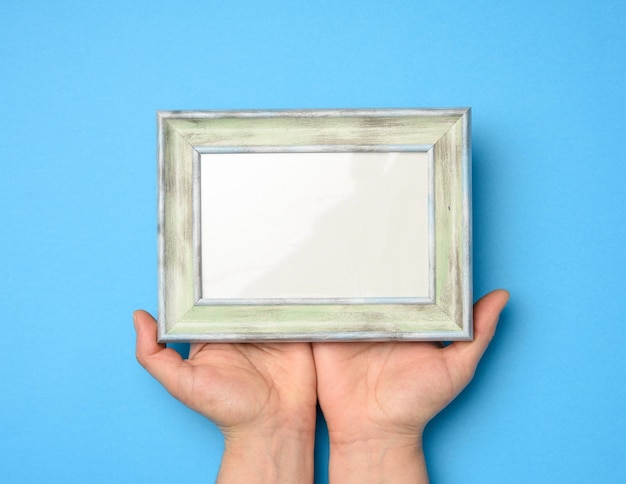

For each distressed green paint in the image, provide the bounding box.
[170,303,462,336]
[167,113,460,148]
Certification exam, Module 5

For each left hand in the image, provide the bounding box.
[134,311,317,483]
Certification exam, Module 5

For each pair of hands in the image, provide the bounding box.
[134,290,509,483]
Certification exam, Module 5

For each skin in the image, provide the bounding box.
[134,316,317,483]
[134,289,509,483]
[313,289,510,482]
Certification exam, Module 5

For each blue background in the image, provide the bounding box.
[2,1,625,482]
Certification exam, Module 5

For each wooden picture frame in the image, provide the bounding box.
[157,108,472,342]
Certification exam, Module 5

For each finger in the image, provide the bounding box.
[473,289,510,352]
[133,310,185,388]
[445,289,510,371]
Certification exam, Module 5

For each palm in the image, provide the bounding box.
[313,290,509,442]
[313,342,463,439]
[134,313,317,435]
[179,343,316,430]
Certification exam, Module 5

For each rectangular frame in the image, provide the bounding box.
[157,108,472,342]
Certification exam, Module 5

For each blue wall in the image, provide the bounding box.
[2,1,625,482]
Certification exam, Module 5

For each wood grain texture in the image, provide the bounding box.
[157,109,471,342]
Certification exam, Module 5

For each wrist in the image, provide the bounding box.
[328,432,428,484]
[224,422,316,449]
[218,415,316,484]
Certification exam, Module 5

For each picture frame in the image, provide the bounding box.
[157,108,472,342]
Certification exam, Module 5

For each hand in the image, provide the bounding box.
[312,290,510,483]
[134,311,317,483]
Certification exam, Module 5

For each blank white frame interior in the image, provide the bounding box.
[199,151,430,301]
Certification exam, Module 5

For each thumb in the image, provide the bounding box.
[445,289,510,374]
[133,310,185,389]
